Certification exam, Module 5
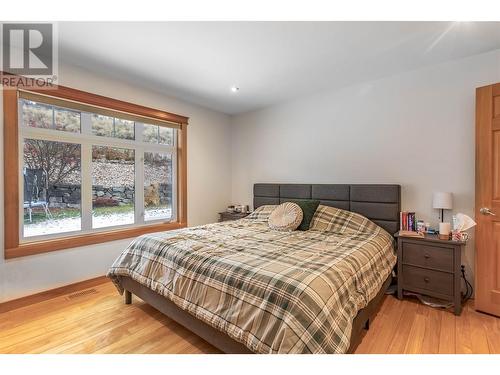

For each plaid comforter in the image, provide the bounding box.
[107,208,396,354]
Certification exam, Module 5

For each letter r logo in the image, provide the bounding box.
[2,23,53,75]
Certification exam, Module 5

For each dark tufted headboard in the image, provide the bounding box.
[253,183,401,235]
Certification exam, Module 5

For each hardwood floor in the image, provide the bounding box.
[0,279,499,354]
[355,293,500,354]
[0,280,219,354]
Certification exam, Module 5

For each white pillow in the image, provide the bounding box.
[268,202,303,231]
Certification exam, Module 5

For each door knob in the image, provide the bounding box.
[480,207,496,216]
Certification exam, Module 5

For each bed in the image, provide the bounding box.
[108,183,401,354]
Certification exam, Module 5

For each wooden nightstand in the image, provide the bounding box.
[218,211,248,222]
[395,233,466,315]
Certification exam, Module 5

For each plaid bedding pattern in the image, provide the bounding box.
[245,205,277,220]
[310,204,384,235]
[107,207,396,354]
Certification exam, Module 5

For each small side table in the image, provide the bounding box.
[395,233,466,316]
[218,211,248,222]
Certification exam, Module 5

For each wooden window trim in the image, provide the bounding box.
[2,75,188,259]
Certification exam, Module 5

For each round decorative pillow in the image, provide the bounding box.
[268,202,303,231]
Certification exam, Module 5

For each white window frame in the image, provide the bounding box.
[18,99,178,243]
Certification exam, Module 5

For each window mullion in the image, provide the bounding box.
[174,128,178,221]
[136,122,144,143]
[172,145,178,221]
[81,113,93,231]
[81,144,92,231]
[135,146,145,225]
[81,112,92,135]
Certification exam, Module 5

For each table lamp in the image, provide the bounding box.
[433,192,453,222]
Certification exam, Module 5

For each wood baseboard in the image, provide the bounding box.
[0,276,108,313]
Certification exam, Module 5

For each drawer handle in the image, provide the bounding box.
[424,254,430,259]
[424,277,430,283]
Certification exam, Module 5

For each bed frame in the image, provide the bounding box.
[119,183,401,354]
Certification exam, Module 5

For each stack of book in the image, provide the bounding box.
[400,212,417,231]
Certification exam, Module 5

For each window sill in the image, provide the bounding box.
[4,221,187,259]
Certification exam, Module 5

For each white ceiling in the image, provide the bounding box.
[58,22,500,115]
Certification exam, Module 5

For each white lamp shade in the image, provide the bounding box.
[433,192,453,210]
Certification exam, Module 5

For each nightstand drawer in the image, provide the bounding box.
[402,242,453,272]
[402,265,453,296]
[397,233,465,315]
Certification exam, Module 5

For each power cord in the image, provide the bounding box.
[461,265,473,302]
[398,266,474,310]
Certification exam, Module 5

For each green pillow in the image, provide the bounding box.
[289,199,320,231]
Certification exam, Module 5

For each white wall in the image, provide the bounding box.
[231,49,500,284]
[0,62,233,302]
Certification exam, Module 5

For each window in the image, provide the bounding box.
[91,145,135,229]
[3,81,188,259]
[143,123,174,145]
[23,139,82,237]
[92,114,135,139]
[144,152,173,221]
[19,96,178,241]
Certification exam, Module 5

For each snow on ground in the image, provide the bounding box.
[24,217,82,238]
[92,211,135,229]
[145,207,172,221]
[24,208,172,238]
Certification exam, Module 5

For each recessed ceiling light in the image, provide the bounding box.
[231,86,239,93]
